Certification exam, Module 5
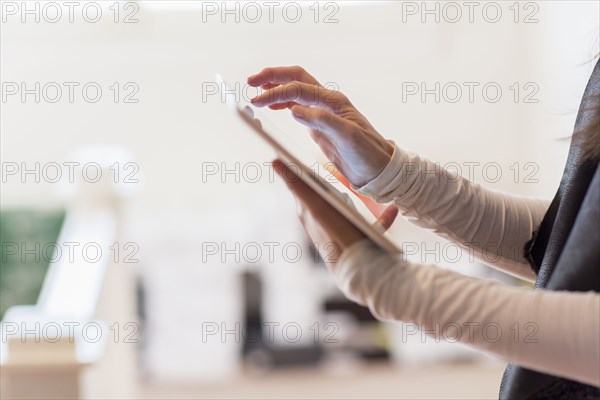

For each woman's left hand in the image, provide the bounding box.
[272,159,398,271]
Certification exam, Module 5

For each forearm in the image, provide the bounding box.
[336,239,600,387]
[355,144,550,281]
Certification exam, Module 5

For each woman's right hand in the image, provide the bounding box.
[247,66,394,188]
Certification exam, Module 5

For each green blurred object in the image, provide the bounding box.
[0,209,65,320]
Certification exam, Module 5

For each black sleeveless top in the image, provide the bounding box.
[499,60,600,399]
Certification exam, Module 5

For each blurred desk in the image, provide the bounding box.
[139,360,505,400]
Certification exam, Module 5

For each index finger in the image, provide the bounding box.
[248,66,321,88]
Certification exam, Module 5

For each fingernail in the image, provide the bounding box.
[247,75,258,85]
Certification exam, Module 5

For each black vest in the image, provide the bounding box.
[499,60,600,399]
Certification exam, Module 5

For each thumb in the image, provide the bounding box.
[372,206,399,233]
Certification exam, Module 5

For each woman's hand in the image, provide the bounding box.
[249,66,394,188]
[272,159,398,271]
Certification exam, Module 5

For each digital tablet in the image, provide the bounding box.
[216,74,400,254]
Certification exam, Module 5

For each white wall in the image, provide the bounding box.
[3,1,598,211]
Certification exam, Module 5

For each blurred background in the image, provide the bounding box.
[1,1,599,399]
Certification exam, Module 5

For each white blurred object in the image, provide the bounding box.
[57,145,141,204]
[140,207,248,383]
[0,145,137,399]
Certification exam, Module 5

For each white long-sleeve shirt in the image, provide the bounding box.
[335,144,600,387]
